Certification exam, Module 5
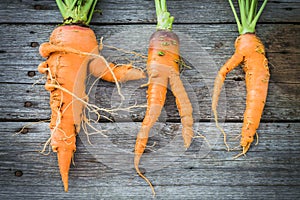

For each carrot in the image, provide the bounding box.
[212,0,269,156]
[134,0,194,195]
[38,0,144,192]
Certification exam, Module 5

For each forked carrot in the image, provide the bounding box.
[38,0,144,192]
[212,0,270,156]
[134,0,194,195]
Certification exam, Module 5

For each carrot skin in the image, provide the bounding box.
[169,73,193,147]
[89,62,145,83]
[39,25,98,192]
[212,33,269,154]
[56,148,73,192]
[134,30,194,194]
[134,83,167,189]
[212,53,243,114]
[39,25,145,191]
[240,34,269,151]
[145,30,194,147]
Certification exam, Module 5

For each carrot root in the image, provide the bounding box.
[169,72,194,148]
[134,137,155,196]
[55,148,74,192]
[39,25,145,191]
[212,33,269,155]
[212,52,243,151]
[134,30,194,195]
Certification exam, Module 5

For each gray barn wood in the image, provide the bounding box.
[0,0,299,199]
[1,122,300,199]
[0,0,299,24]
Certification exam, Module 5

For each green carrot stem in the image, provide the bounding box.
[228,0,268,35]
[154,0,174,31]
[55,0,98,26]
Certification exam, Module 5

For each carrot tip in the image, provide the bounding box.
[183,137,193,149]
[62,173,69,192]
[56,149,73,192]
[134,154,155,196]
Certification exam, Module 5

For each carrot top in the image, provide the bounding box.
[55,0,98,26]
[228,0,267,34]
[155,0,174,31]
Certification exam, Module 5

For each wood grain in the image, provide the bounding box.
[0,24,299,84]
[0,122,299,199]
[0,24,299,121]
[0,80,298,122]
[0,0,299,199]
[0,0,299,24]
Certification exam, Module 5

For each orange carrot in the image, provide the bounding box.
[134,0,193,195]
[38,0,144,192]
[212,0,269,156]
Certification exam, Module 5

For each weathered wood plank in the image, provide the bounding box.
[0,24,299,121]
[0,80,299,122]
[1,122,299,199]
[0,24,299,84]
[0,0,299,24]
[1,0,299,199]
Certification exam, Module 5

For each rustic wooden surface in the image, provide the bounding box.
[0,0,300,199]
